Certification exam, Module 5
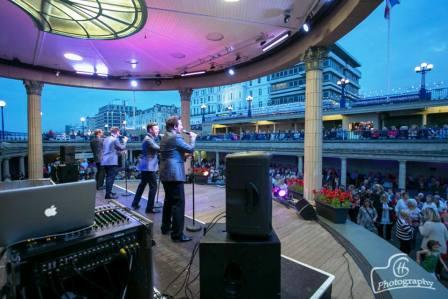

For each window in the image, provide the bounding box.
[257,78,261,83]
[259,88,262,96]
[249,90,253,96]
[258,101,262,107]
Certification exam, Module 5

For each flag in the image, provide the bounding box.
[384,0,400,19]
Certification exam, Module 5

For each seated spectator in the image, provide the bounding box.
[387,126,398,138]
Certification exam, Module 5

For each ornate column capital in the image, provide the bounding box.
[178,88,193,101]
[23,80,44,96]
[304,47,328,71]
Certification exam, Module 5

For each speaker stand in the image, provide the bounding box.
[154,173,163,208]
[186,155,202,232]
[121,154,132,197]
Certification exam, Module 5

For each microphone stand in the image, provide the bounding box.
[121,150,132,197]
[187,152,202,232]
[154,170,163,208]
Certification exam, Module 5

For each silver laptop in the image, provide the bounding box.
[0,180,96,247]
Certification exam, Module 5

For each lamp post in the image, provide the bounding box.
[0,100,5,141]
[200,104,207,123]
[246,95,253,117]
[80,117,86,136]
[227,105,233,112]
[337,78,349,109]
[415,62,433,99]
[122,120,127,135]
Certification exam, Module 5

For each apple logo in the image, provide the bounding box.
[44,205,58,217]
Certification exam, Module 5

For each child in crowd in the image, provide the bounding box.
[416,240,448,278]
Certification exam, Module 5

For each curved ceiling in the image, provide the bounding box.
[0,0,382,90]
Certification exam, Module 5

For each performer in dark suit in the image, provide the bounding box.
[90,129,105,190]
[132,123,161,213]
[159,116,197,242]
[101,127,128,199]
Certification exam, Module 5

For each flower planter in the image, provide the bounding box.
[194,174,209,185]
[315,201,349,224]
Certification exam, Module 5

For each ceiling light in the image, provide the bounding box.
[96,64,109,77]
[262,32,290,52]
[130,80,138,88]
[303,23,310,32]
[228,68,235,76]
[181,71,206,77]
[64,53,83,61]
[10,0,147,40]
[224,0,240,2]
[73,63,94,75]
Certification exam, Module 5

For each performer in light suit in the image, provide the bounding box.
[101,127,127,199]
[132,123,160,213]
[159,116,197,242]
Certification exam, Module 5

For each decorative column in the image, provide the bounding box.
[179,88,193,175]
[422,113,427,126]
[215,152,220,168]
[24,80,44,179]
[340,158,347,188]
[19,156,26,178]
[303,47,328,202]
[297,156,303,176]
[179,88,193,131]
[2,158,10,180]
[0,159,2,181]
[129,150,133,164]
[398,160,406,190]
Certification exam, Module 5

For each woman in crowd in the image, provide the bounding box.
[407,198,422,249]
[416,240,448,278]
[374,193,395,240]
[357,199,377,232]
[419,208,448,256]
[396,210,414,254]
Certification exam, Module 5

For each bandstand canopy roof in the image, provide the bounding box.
[0,0,381,90]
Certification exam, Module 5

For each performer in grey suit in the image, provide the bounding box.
[101,127,128,199]
[132,123,160,213]
[90,129,105,190]
[159,116,197,242]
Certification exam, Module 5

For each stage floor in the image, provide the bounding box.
[102,181,374,299]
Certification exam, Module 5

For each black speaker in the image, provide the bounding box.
[200,223,281,299]
[60,146,76,164]
[225,152,272,237]
[295,198,317,221]
[51,165,79,183]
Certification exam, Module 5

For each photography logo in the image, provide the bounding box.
[370,253,436,293]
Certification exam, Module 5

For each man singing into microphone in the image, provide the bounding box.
[159,116,197,242]
[132,123,160,213]
[102,127,128,199]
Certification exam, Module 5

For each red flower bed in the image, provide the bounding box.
[193,167,210,176]
[286,178,304,194]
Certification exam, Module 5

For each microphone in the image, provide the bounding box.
[182,130,191,135]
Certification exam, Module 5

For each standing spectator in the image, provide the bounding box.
[132,123,160,213]
[395,192,409,216]
[90,129,105,190]
[357,199,378,233]
[419,209,448,255]
[375,194,395,240]
[101,127,128,199]
[396,210,414,254]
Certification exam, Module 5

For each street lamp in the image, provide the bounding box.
[227,105,233,112]
[246,95,253,117]
[122,120,127,134]
[415,62,433,99]
[80,117,86,136]
[337,78,349,108]
[200,104,207,123]
[0,100,5,141]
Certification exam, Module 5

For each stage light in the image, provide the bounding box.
[278,190,287,197]
[228,68,235,76]
[130,80,138,88]
[181,71,206,77]
[203,171,209,176]
[262,32,290,52]
[303,23,310,32]
[64,53,83,61]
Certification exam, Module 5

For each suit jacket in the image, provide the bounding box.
[159,131,195,182]
[137,133,160,172]
[101,135,126,166]
[90,137,103,163]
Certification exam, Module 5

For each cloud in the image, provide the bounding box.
[431,43,447,53]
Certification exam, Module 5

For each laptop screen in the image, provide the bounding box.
[0,180,96,247]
